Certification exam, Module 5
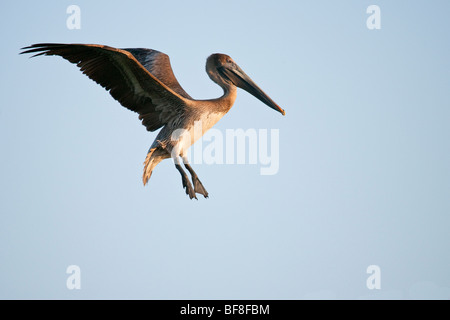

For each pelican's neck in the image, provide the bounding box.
[213,84,236,113]
[205,59,237,112]
[222,84,237,103]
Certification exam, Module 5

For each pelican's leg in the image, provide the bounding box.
[182,156,209,198]
[174,157,197,200]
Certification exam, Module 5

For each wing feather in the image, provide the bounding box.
[21,43,190,131]
[123,48,192,100]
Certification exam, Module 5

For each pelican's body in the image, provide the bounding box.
[21,43,285,199]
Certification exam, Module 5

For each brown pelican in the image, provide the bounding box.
[21,43,285,199]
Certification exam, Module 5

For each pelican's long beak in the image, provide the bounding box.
[219,65,286,116]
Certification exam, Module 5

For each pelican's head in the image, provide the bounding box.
[206,54,285,116]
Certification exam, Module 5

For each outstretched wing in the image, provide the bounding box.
[123,48,192,100]
[20,43,191,131]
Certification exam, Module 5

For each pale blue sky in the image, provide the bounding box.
[1,0,449,299]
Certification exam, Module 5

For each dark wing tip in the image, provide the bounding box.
[20,43,65,57]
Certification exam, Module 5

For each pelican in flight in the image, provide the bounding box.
[21,43,285,199]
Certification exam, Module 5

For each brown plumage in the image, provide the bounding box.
[21,43,285,199]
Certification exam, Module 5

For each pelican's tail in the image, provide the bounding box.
[142,147,165,185]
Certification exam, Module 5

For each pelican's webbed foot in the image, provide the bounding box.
[191,176,209,198]
[182,161,208,198]
[175,164,197,200]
